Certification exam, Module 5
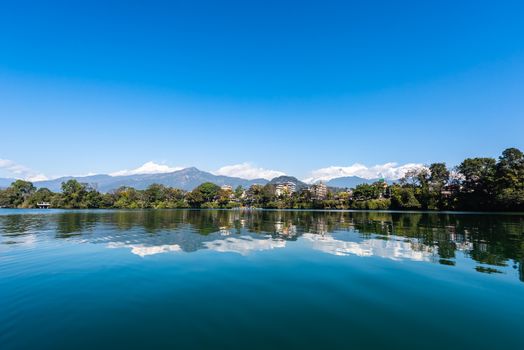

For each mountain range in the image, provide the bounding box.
[325,176,390,189]
[268,176,309,190]
[0,167,394,192]
[29,167,269,192]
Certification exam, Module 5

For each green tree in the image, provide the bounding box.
[26,188,54,207]
[217,188,233,207]
[84,189,103,208]
[428,163,450,209]
[163,187,187,208]
[61,180,87,208]
[143,184,169,208]
[457,157,496,209]
[112,186,141,208]
[429,163,450,189]
[5,180,36,207]
[234,185,244,200]
[390,185,421,209]
[60,180,101,208]
[245,184,275,207]
[353,183,380,200]
[186,182,220,207]
[494,148,524,210]
[0,188,11,207]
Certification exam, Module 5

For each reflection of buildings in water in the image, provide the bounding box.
[446,232,472,251]
[227,211,241,224]
[310,218,328,235]
[203,236,286,256]
[477,242,488,253]
[454,241,473,252]
[458,242,474,251]
[107,242,182,257]
[301,233,435,262]
[219,226,231,236]
[380,221,392,234]
[274,221,297,237]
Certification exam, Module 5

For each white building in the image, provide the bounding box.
[309,182,328,200]
[221,185,233,191]
[275,182,296,197]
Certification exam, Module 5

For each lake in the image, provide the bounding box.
[1,209,523,349]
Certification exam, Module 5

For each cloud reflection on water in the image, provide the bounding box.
[301,233,433,261]
[107,242,182,257]
[0,210,522,281]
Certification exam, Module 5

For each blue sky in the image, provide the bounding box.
[1,0,523,181]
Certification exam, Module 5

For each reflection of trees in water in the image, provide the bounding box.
[0,214,49,236]
[56,212,99,237]
[1,210,523,280]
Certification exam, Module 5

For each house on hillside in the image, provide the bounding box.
[309,182,328,200]
[275,182,296,197]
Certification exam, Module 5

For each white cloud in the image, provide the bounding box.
[203,235,286,255]
[213,162,285,180]
[107,242,182,257]
[303,162,425,183]
[110,161,183,177]
[0,158,49,181]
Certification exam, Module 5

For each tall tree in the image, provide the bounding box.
[457,157,496,209]
[429,163,450,209]
[429,163,450,189]
[390,185,421,209]
[186,182,220,207]
[234,185,244,200]
[61,179,87,208]
[8,180,36,207]
[60,180,101,208]
[495,148,524,210]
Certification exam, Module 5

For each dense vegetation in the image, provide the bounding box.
[1,148,523,211]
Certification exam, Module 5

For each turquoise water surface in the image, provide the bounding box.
[1,209,523,349]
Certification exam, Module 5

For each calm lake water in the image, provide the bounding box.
[1,209,523,350]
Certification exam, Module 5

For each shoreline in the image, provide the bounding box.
[1,207,523,215]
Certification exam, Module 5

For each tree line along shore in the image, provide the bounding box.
[0,148,523,211]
